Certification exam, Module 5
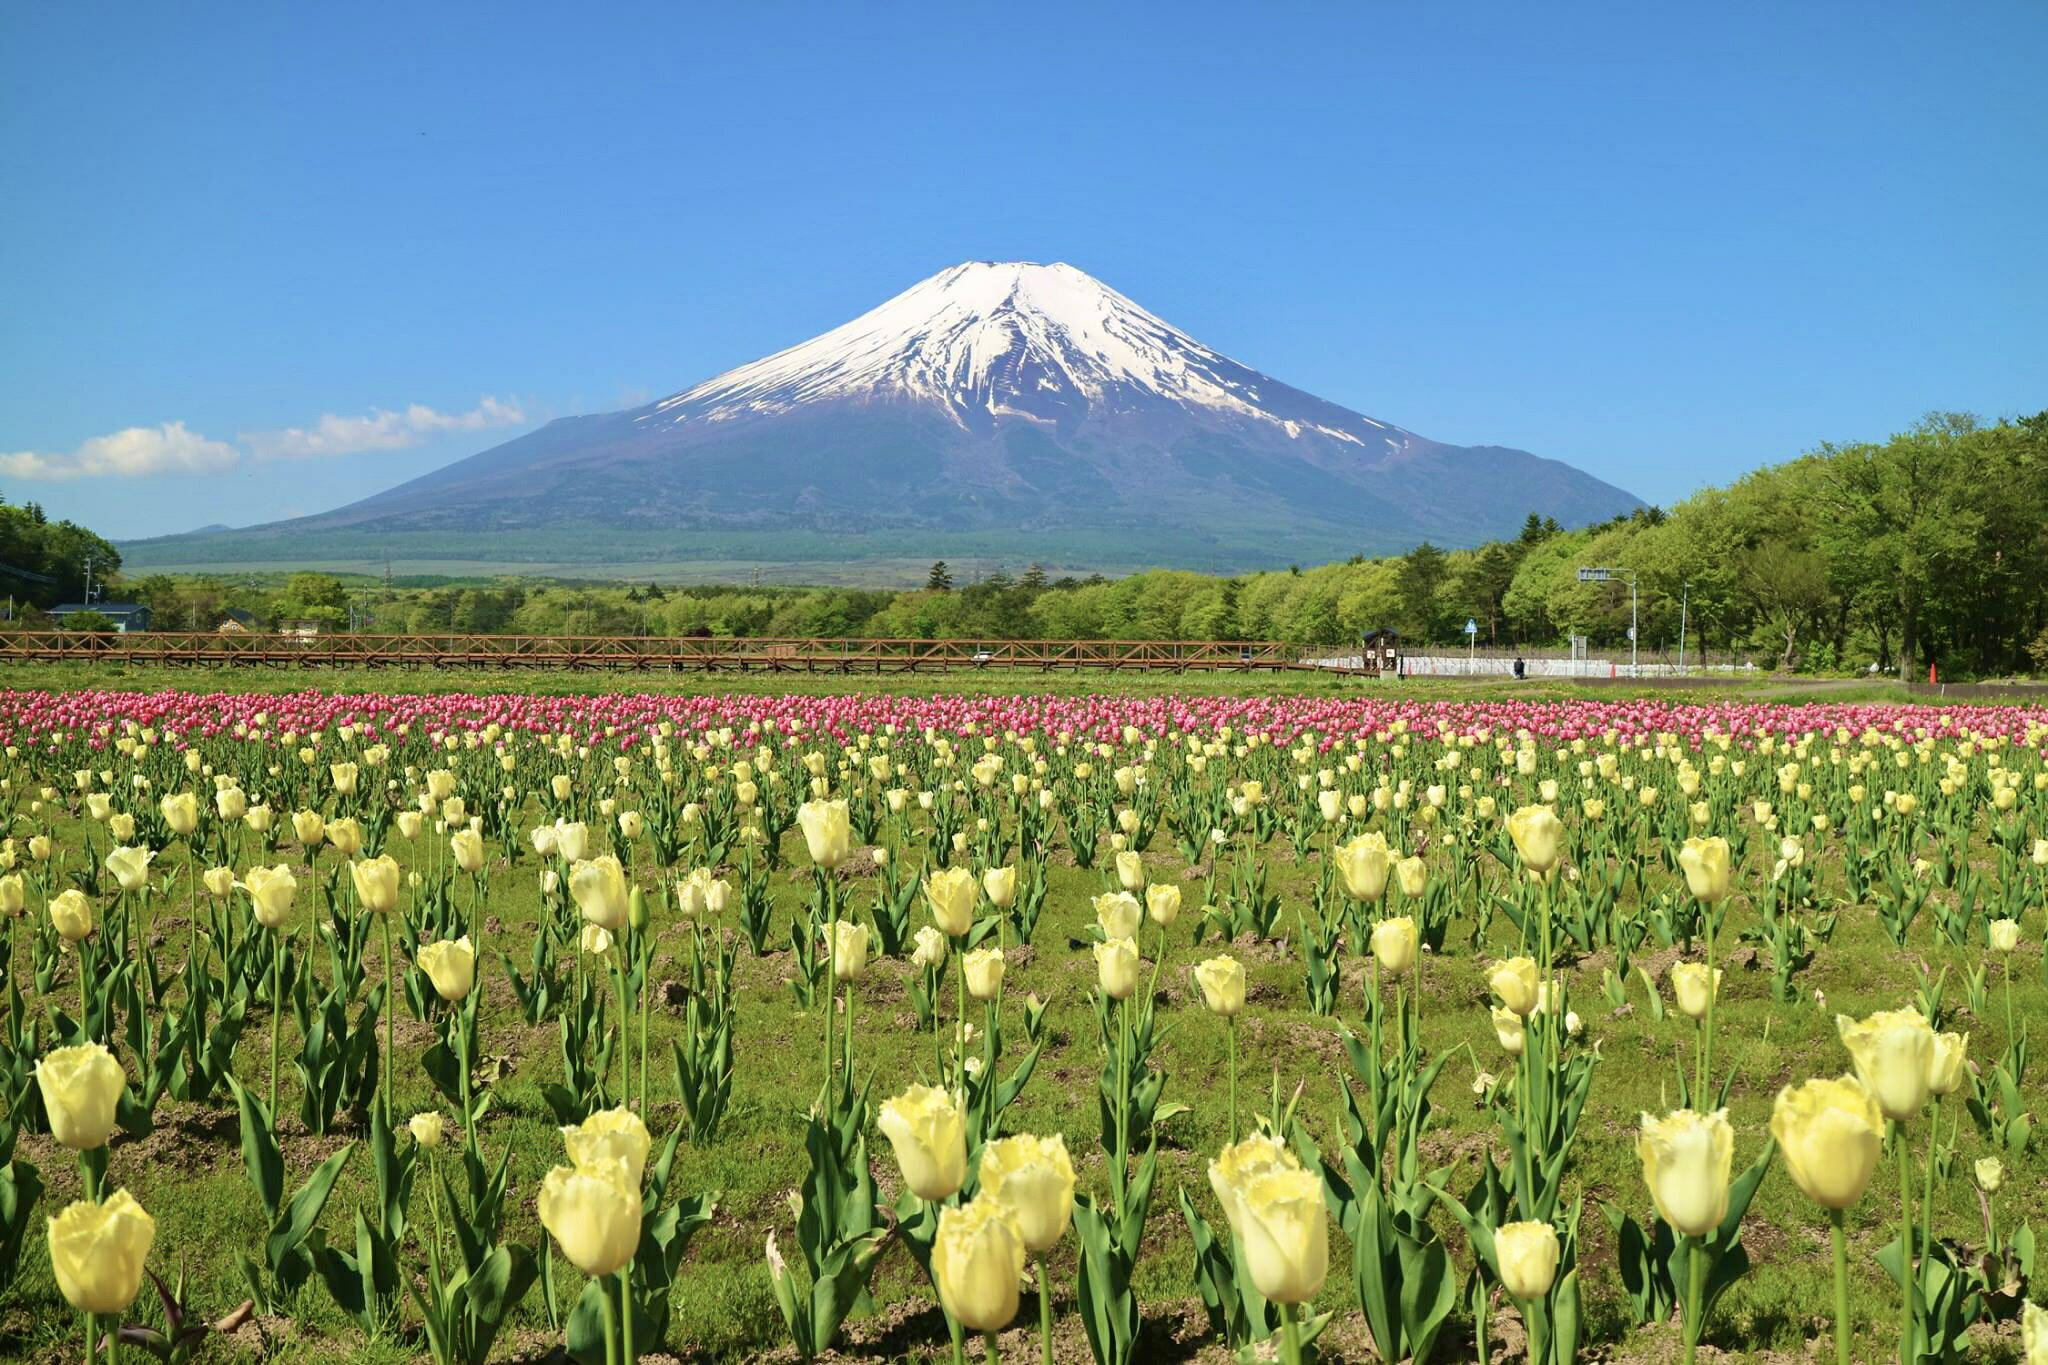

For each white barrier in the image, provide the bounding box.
[1306,654,1758,679]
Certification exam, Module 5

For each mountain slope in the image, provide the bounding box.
[124,262,1641,575]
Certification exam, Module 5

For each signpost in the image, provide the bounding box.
[1464,618,1478,672]
[1579,566,1639,675]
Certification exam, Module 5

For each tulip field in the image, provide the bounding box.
[1,684,2047,1363]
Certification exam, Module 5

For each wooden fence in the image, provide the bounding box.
[0,631,1365,675]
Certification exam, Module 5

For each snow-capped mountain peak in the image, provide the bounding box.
[645,260,1379,441]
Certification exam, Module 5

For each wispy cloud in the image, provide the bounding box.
[0,421,241,482]
[0,397,528,481]
[241,396,526,460]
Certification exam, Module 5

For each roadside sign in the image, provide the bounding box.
[1577,568,1611,583]
[1463,620,1478,635]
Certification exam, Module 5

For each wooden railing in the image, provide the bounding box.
[0,631,1371,675]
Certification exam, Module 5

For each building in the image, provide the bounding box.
[48,602,153,632]
[217,608,257,633]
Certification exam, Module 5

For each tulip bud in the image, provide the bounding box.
[879,1084,967,1201]
[409,1112,446,1148]
[1770,1075,1883,1209]
[416,936,476,1002]
[977,1133,1076,1252]
[538,1159,642,1276]
[963,947,1005,1001]
[1495,1220,1562,1300]
[1093,936,1140,1000]
[934,1196,1027,1331]
[36,1042,126,1150]
[1370,916,1419,975]
[1488,957,1541,1016]
[48,1188,154,1314]
[1836,1008,1935,1120]
[1669,962,1723,1021]
[1636,1108,1734,1237]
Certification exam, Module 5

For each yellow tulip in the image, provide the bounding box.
[291,809,325,847]
[1093,891,1142,940]
[911,925,949,969]
[1223,1162,1328,1304]
[325,817,364,858]
[241,865,298,929]
[157,791,198,837]
[830,920,870,981]
[1194,956,1245,1016]
[1927,1031,1969,1096]
[36,1042,126,1150]
[552,820,590,863]
[200,866,236,898]
[878,1084,966,1201]
[48,1188,154,1314]
[2025,1300,2048,1364]
[924,866,978,937]
[1835,1008,1935,1120]
[933,1195,1026,1331]
[329,761,358,795]
[0,874,21,916]
[1491,1005,1526,1055]
[103,846,153,894]
[1677,836,1732,903]
[1489,956,1542,1016]
[1334,832,1392,902]
[978,1132,1076,1253]
[562,1106,651,1186]
[1395,855,1428,899]
[50,888,92,941]
[408,1112,446,1148]
[1990,919,2021,952]
[350,855,401,915]
[796,798,852,869]
[981,865,1017,910]
[1495,1220,1562,1300]
[1506,804,1563,874]
[1769,1075,1883,1209]
[1669,962,1722,1021]
[450,827,485,873]
[569,855,630,931]
[416,936,476,1002]
[1093,936,1140,1001]
[537,1159,641,1277]
[1113,850,1144,892]
[1145,882,1181,927]
[963,947,1005,1001]
[1636,1108,1734,1237]
[1370,916,1419,975]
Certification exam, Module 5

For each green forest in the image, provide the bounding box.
[94,410,2048,679]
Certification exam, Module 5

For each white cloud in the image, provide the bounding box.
[0,396,529,481]
[0,421,241,482]
[242,396,526,460]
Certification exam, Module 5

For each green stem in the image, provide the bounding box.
[458,1008,477,1165]
[1685,1230,1706,1364]
[954,932,968,1099]
[382,911,395,1119]
[1280,1300,1302,1365]
[1035,1253,1053,1365]
[1475,1276,1490,1365]
[1919,1098,1939,1311]
[1896,1121,1918,1362]
[83,1310,96,1365]
[1829,1207,1852,1365]
[984,1329,1001,1364]
[620,1265,635,1364]
[269,936,281,1114]
[1226,1015,1238,1145]
[1116,993,1131,1216]
[613,943,631,1105]
[1699,898,1717,1104]
[599,1269,621,1365]
[637,935,650,1114]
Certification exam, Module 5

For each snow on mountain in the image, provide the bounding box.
[128,260,1644,573]
[642,261,1387,449]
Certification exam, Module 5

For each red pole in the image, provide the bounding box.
[1928,662,1937,685]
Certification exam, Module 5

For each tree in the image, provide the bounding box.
[59,609,114,632]
[1396,542,1449,640]
[926,561,953,592]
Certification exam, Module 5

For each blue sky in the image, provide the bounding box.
[2,2,2042,542]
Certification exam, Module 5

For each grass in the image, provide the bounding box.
[0,792,2039,1363]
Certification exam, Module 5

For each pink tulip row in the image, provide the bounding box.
[0,687,2038,752]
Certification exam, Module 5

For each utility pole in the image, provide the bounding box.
[1677,581,1690,675]
[1576,565,1638,676]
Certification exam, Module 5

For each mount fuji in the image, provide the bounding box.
[125,262,1641,576]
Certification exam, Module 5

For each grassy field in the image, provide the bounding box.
[0,673,2035,1363]
[2,782,2038,1362]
